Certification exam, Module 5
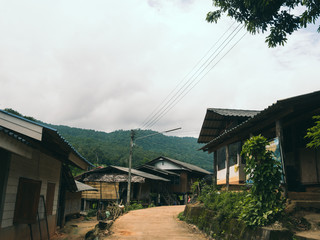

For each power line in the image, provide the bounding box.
[140,21,238,129]
[143,24,246,129]
[147,30,248,129]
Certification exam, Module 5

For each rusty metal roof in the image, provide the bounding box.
[197,108,260,144]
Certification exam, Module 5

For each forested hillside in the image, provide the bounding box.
[3,108,212,172]
[49,125,212,171]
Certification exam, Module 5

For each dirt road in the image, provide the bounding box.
[106,205,208,240]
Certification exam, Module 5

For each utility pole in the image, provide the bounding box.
[126,127,181,205]
[126,130,135,205]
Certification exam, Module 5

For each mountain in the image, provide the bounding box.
[49,125,213,172]
[3,108,212,173]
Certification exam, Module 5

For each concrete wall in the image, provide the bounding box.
[0,142,61,240]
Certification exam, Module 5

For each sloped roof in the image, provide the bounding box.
[207,108,259,117]
[83,173,145,183]
[201,90,320,152]
[147,156,211,175]
[198,108,260,144]
[80,165,170,182]
[75,180,98,191]
[136,164,180,177]
[0,109,93,170]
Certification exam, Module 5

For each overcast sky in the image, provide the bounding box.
[1,0,319,138]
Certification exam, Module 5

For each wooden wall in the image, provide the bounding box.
[0,144,61,239]
[82,182,119,200]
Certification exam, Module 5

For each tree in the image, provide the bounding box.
[206,0,320,47]
[305,115,320,148]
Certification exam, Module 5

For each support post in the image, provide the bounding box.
[126,130,135,205]
[276,120,288,198]
[213,151,217,188]
[226,145,230,191]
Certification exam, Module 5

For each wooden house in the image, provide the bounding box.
[138,156,211,204]
[64,181,97,219]
[0,110,93,240]
[198,108,259,185]
[76,165,170,208]
[199,91,320,197]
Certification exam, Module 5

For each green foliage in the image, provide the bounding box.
[125,202,143,212]
[3,108,212,173]
[206,0,320,47]
[200,189,246,221]
[178,211,186,221]
[305,115,320,148]
[49,127,213,172]
[240,135,284,226]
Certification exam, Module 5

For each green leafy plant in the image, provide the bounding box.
[125,202,143,212]
[305,115,320,148]
[240,135,284,226]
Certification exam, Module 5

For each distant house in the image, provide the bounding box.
[198,108,260,185]
[76,165,170,208]
[198,91,320,197]
[0,110,93,240]
[138,156,211,204]
[64,181,97,220]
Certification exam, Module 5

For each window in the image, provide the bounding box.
[217,147,226,170]
[229,142,241,166]
[13,178,42,224]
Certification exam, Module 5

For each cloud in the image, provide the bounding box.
[0,0,319,137]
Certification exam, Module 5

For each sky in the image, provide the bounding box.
[1,0,320,138]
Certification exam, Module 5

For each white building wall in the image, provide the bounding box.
[1,150,61,228]
[153,160,183,171]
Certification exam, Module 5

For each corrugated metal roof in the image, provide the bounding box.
[110,166,170,181]
[197,108,260,144]
[147,156,211,175]
[207,108,260,117]
[75,180,97,191]
[0,109,94,169]
[201,90,320,152]
[136,164,180,176]
[0,126,30,145]
[83,165,170,182]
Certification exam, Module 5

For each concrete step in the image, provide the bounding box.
[291,200,320,210]
[288,192,320,201]
[294,231,320,240]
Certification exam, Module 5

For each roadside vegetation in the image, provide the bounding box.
[183,135,286,239]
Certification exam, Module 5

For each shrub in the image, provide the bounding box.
[240,135,284,226]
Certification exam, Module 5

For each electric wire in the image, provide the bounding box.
[140,21,238,129]
[146,30,247,129]
[143,25,246,129]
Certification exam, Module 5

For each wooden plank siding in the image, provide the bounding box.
[82,182,119,200]
[0,150,61,233]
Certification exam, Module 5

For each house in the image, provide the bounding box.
[198,91,320,196]
[137,156,211,204]
[64,181,97,220]
[0,110,93,240]
[76,165,170,208]
[198,108,260,185]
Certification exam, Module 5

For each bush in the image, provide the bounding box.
[125,202,143,212]
[240,135,285,226]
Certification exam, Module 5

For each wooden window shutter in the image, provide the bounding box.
[46,182,55,216]
[13,177,42,224]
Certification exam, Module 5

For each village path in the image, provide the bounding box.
[106,205,208,240]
